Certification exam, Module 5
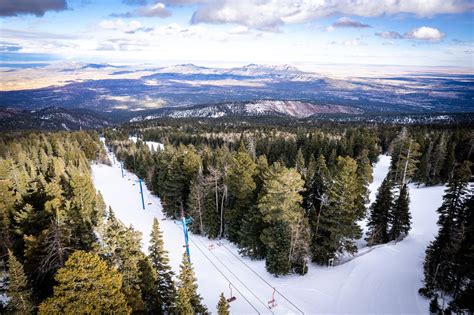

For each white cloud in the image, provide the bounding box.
[228,26,250,35]
[99,19,150,33]
[136,2,171,17]
[405,26,445,41]
[190,0,472,31]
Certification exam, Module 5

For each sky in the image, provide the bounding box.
[1,0,473,70]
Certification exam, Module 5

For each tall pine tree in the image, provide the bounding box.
[389,184,411,241]
[148,218,176,313]
[7,250,35,314]
[177,253,207,314]
[366,175,393,245]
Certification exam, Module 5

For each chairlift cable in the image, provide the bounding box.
[220,243,305,314]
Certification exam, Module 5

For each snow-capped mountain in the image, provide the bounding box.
[130,100,362,121]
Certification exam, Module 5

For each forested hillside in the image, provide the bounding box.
[104,119,473,312]
[0,131,211,314]
[1,121,473,313]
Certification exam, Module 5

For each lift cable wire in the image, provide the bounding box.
[193,237,274,314]
[220,243,305,314]
[187,236,261,314]
[142,190,261,314]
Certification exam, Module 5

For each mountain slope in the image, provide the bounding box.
[0,107,112,130]
[130,100,362,121]
[92,144,441,314]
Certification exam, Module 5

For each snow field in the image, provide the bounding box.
[92,145,443,314]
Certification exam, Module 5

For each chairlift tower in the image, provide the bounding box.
[177,207,193,262]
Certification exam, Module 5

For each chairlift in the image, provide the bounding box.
[208,244,216,251]
[268,287,277,309]
[227,283,237,303]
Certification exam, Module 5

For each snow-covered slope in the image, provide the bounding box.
[130,100,362,122]
[92,146,442,314]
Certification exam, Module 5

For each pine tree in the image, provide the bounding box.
[176,286,193,315]
[295,148,306,176]
[100,208,145,312]
[354,149,373,219]
[258,163,308,275]
[238,205,266,259]
[420,161,472,302]
[149,218,176,313]
[313,156,361,264]
[7,250,35,314]
[177,253,207,314]
[38,251,130,314]
[389,184,411,241]
[366,175,393,245]
[138,257,158,314]
[306,154,330,262]
[188,171,208,235]
[392,138,421,186]
[226,143,256,243]
[217,292,230,315]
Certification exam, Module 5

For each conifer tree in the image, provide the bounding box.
[149,218,176,313]
[312,156,361,264]
[420,161,472,306]
[354,149,373,219]
[295,148,306,176]
[138,257,159,314]
[392,138,421,186]
[366,175,393,245]
[306,154,330,262]
[188,172,208,235]
[7,250,35,314]
[238,151,269,259]
[217,292,230,315]
[389,184,411,241]
[176,286,193,315]
[100,208,145,312]
[177,253,207,314]
[258,163,308,275]
[226,143,256,243]
[38,251,130,314]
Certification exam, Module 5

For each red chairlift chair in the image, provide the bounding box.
[227,283,237,303]
[268,287,277,309]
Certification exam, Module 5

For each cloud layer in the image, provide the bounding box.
[333,17,371,28]
[0,0,67,17]
[191,0,473,31]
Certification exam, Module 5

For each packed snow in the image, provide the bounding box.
[92,145,443,314]
[129,136,164,151]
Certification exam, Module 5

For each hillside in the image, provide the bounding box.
[92,141,443,314]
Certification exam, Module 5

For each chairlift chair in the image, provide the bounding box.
[227,283,237,303]
[268,287,277,309]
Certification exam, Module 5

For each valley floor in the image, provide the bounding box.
[92,145,443,314]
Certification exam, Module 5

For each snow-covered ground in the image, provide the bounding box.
[92,147,443,314]
[129,136,164,151]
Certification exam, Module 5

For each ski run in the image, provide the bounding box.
[92,140,444,314]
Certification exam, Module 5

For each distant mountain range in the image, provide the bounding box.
[1,62,473,116]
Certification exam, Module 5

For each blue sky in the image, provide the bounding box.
[1,0,473,69]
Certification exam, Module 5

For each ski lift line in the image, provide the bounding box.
[187,236,262,315]
[220,243,305,315]
[140,189,261,314]
[193,237,274,315]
